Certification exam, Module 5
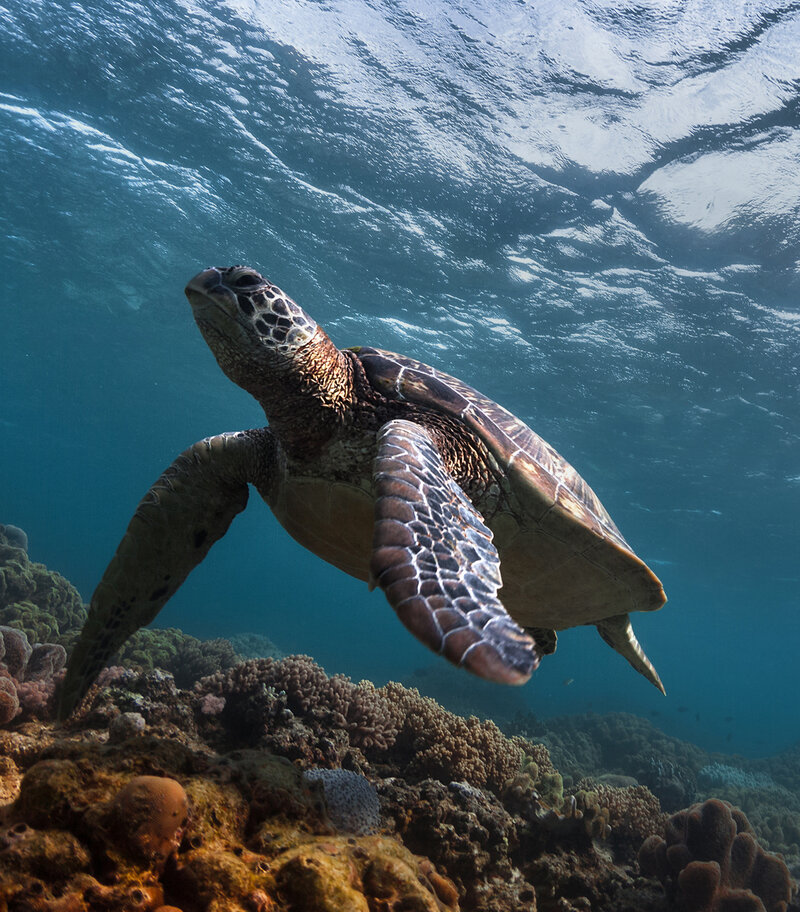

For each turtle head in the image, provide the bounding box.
[185,265,320,396]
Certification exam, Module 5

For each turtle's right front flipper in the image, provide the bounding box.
[58,428,276,719]
[371,419,540,685]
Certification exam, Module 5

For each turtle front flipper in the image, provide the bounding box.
[371,418,539,685]
[595,613,666,694]
[526,626,557,658]
[58,429,276,719]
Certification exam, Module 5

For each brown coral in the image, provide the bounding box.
[0,673,19,724]
[380,681,525,794]
[0,733,459,912]
[197,657,525,796]
[109,776,189,866]
[639,798,794,912]
[199,656,398,755]
[575,779,666,860]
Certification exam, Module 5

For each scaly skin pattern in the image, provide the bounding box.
[58,265,664,718]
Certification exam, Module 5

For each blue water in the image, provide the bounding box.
[2,0,798,757]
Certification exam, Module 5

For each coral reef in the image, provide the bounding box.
[0,526,27,553]
[124,655,680,910]
[0,627,66,722]
[639,798,795,912]
[195,656,526,794]
[2,543,797,910]
[2,645,797,912]
[509,711,705,812]
[0,527,87,652]
[699,764,778,793]
[303,768,380,835]
[0,677,18,726]
[575,780,666,862]
[118,627,241,688]
[506,711,800,869]
[227,632,285,661]
[399,660,530,723]
[0,527,242,691]
[695,761,800,865]
[0,727,459,912]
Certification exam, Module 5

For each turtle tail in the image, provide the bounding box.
[595,613,666,695]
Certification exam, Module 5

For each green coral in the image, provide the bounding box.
[0,528,87,651]
[538,771,564,810]
[118,628,240,688]
[0,528,240,688]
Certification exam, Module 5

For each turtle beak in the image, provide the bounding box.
[185,268,224,300]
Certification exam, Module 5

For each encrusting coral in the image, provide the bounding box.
[0,732,460,912]
[303,768,380,835]
[639,798,794,912]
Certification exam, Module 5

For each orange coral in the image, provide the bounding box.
[0,735,458,912]
[109,776,189,866]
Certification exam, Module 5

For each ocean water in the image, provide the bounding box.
[1,0,798,758]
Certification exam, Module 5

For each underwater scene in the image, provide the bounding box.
[1,0,799,909]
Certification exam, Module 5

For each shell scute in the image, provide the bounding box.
[356,345,666,629]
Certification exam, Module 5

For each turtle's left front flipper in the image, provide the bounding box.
[371,418,540,685]
[58,428,276,720]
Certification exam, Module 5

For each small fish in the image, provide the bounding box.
[562,677,574,687]
[677,706,688,713]
[695,713,700,722]
[649,710,661,717]
[726,733,732,742]
[724,716,733,723]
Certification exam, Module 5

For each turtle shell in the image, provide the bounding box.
[353,346,666,631]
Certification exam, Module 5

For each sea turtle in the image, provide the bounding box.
[58,265,666,717]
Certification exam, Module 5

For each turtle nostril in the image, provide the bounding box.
[186,268,224,296]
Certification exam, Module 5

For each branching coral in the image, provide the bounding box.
[118,627,240,687]
[639,798,794,912]
[197,656,525,795]
[198,656,398,756]
[380,681,526,794]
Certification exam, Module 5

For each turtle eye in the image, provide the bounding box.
[233,273,262,289]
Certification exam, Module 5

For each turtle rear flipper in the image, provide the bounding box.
[595,613,665,694]
[370,418,539,685]
[58,428,276,720]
